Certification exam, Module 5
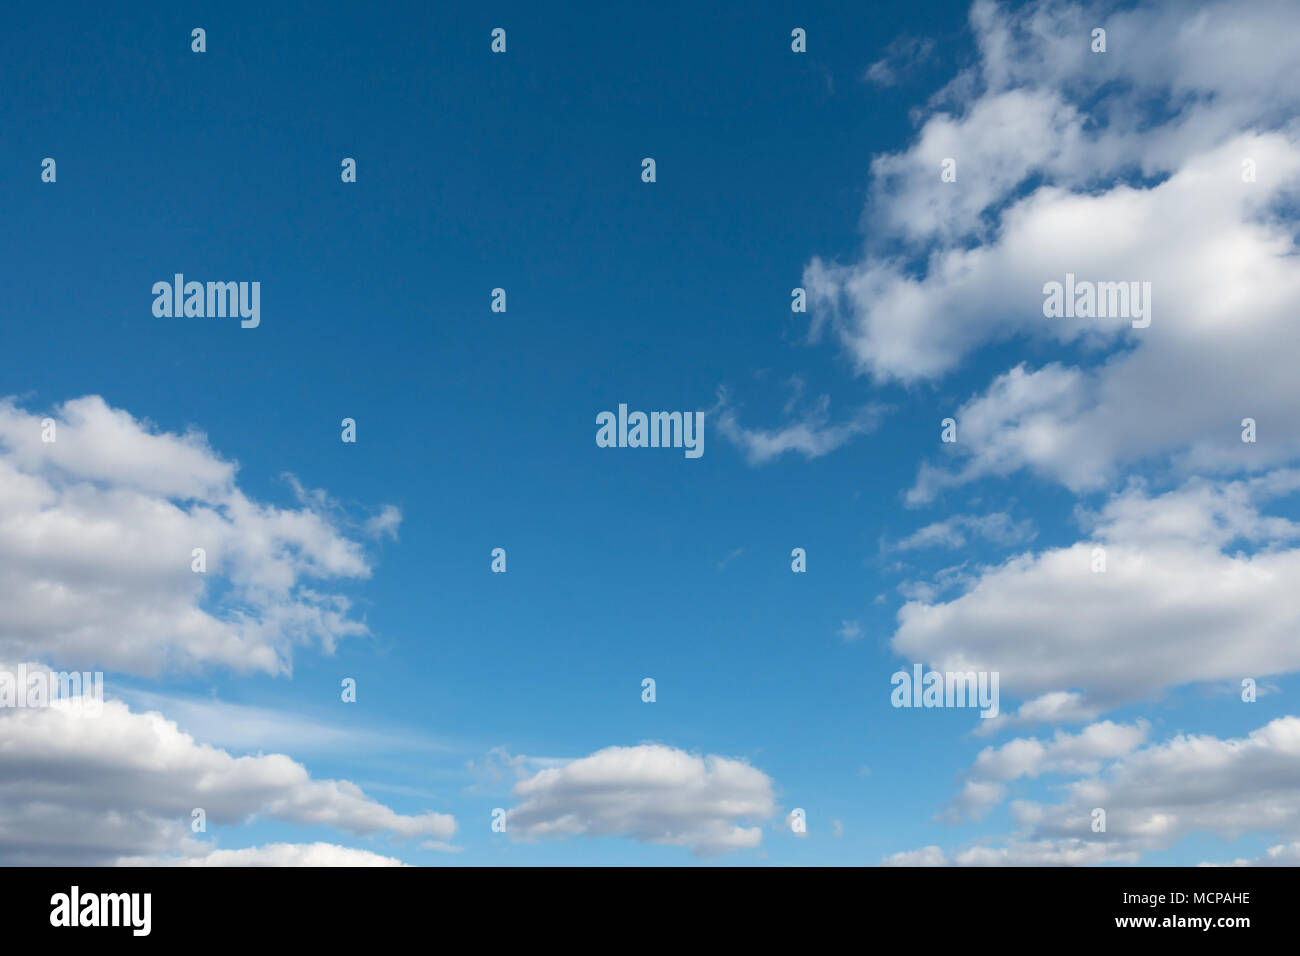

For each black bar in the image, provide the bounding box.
[0,865,1281,942]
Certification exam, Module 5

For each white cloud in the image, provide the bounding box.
[363,504,403,540]
[0,665,455,865]
[1021,717,1300,852]
[893,473,1300,715]
[122,842,409,867]
[864,35,935,87]
[465,746,567,792]
[419,840,465,854]
[713,389,885,466]
[943,720,1149,821]
[1203,842,1300,867]
[890,715,1300,865]
[504,744,776,856]
[115,687,452,757]
[974,691,1102,736]
[881,844,949,866]
[0,394,234,499]
[0,395,396,676]
[803,0,1300,495]
[883,839,1134,867]
[894,512,1036,551]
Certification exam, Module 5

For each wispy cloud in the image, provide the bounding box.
[864,35,935,87]
[713,387,886,466]
[892,512,1036,551]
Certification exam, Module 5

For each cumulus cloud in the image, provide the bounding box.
[893,472,1300,717]
[0,395,397,676]
[0,665,455,865]
[1021,717,1300,847]
[889,715,1300,865]
[803,0,1300,495]
[974,691,1102,737]
[942,720,1149,822]
[503,744,776,856]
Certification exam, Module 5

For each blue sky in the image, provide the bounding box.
[3,0,1300,866]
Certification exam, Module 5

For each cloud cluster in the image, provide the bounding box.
[0,663,454,865]
[0,395,396,675]
[804,0,1300,496]
[943,720,1149,822]
[890,716,1300,866]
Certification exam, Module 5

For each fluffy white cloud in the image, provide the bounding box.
[889,715,1300,865]
[0,665,454,865]
[974,691,1102,736]
[943,720,1149,821]
[122,842,409,867]
[893,473,1300,715]
[504,744,776,856]
[0,395,397,675]
[1010,716,1300,860]
[803,0,1300,494]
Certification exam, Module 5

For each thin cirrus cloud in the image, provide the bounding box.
[863,35,936,88]
[114,686,457,758]
[892,512,1036,551]
[712,388,887,466]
